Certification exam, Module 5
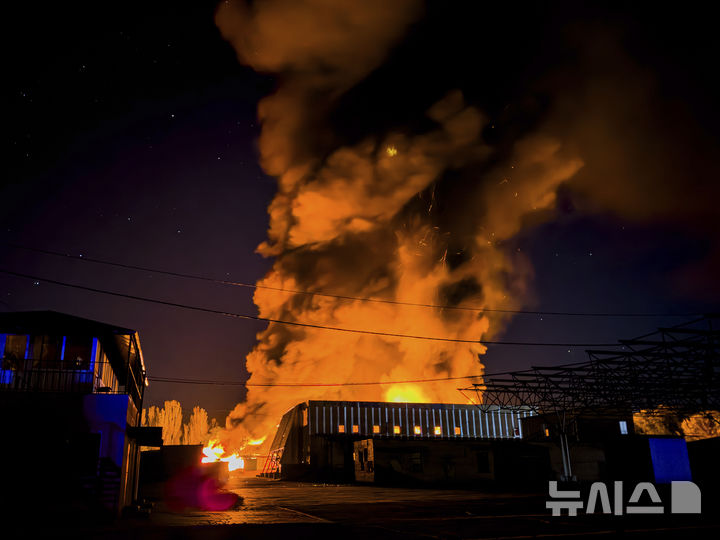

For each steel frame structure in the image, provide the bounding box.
[463,316,719,417]
[460,315,719,480]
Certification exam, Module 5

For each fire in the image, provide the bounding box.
[201,440,224,463]
[224,453,244,472]
[201,440,244,472]
[385,384,430,403]
[214,0,585,451]
[247,435,267,446]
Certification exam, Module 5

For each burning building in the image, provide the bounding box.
[261,400,547,485]
[210,0,720,466]
[0,310,159,519]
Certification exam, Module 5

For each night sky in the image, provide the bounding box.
[3,1,719,424]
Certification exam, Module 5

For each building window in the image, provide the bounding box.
[543,424,550,438]
[434,426,442,436]
[2,334,27,369]
[454,426,461,435]
[372,425,380,434]
[393,425,401,434]
[619,421,628,435]
[338,424,345,433]
[64,336,93,370]
[352,425,359,434]
[95,348,118,392]
[39,336,63,364]
[414,426,422,435]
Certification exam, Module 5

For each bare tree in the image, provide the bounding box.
[184,406,210,445]
[155,400,183,445]
[143,402,215,446]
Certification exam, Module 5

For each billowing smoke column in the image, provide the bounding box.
[214,0,584,447]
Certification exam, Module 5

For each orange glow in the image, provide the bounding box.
[414,425,422,435]
[385,384,429,403]
[201,440,244,471]
[434,426,442,435]
[247,436,267,446]
[385,145,398,157]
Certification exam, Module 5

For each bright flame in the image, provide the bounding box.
[247,436,267,446]
[201,440,224,463]
[385,384,429,403]
[385,145,398,157]
[224,453,245,472]
[201,440,244,471]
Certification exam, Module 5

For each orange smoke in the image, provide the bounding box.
[214,1,584,450]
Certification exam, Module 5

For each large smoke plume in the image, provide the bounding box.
[214,1,718,447]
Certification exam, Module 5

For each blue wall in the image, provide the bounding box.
[83,394,130,468]
[649,437,692,483]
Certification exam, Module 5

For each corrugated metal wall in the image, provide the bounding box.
[307,401,533,439]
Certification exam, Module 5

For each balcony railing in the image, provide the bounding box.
[0,357,123,395]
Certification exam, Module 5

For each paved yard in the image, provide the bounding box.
[25,473,720,539]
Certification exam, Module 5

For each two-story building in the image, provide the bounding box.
[0,310,160,520]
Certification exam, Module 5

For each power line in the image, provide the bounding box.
[146,368,539,387]
[2,242,702,318]
[148,374,488,387]
[0,268,622,346]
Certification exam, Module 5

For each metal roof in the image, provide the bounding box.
[269,400,534,452]
[466,315,720,417]
[0,310,136,336]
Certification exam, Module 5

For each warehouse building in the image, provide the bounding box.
[261,400,541,483]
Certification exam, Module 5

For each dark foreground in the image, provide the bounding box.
[11,474,720,539]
